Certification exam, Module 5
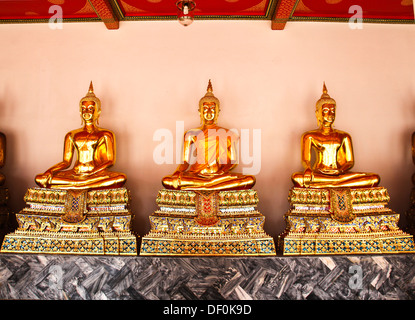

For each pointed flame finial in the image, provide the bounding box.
[322,81,327,95]
[320,81,331,100]
[88,81,94,94]
[207,79,213,93]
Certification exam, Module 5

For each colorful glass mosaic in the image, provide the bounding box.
[140,189,275,256]
[1,187,137,255]
[279,187,415,255]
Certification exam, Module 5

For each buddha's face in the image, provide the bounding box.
[81,101,97,123]
[201,102,218,124]
[317,103,336,127]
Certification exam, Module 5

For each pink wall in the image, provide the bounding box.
[0,20,415,237]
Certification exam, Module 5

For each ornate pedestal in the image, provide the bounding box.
[279,187,415,255]
[0,187,137,255]
[140,189,275,256]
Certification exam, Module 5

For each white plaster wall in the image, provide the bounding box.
[0,20,414,237]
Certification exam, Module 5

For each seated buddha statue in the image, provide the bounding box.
[162,80,256,191]
[35,82,127,190]
[141,80,275,256]
[291,83,380,188]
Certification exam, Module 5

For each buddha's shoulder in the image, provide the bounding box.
[184,126,235,136]
[185,127,201,133]
[332,129,351,138]
[67,128,115,138]
[96,128,115,138]
[301,129,320,138]
[66,128,83,137]
[302,129,351,139]
[184,127,202,136]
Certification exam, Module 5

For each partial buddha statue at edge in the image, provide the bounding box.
[162,80,256,191]
[35,82,126,190]
[0,130,5,186]
[291,83,380,189]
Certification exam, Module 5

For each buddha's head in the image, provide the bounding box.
[315,82,336,128]
[199,79,220,125]
[79,81,101,124]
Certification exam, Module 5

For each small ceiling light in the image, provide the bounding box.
[176,0,196,27]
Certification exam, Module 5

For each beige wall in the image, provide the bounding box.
[0,20,415,237]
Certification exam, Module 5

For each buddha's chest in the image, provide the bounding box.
[313,136,342,153]
[195,131,230,148]
[74,134,100,152]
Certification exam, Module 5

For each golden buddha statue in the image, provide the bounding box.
[35,82,126,190]
[279,83,415,255]
[1,82,136,255]
[140,80,275,256]
[162,80,255,191]
[291,83,380,188]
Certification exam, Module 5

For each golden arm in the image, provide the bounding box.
[337,135,354,173]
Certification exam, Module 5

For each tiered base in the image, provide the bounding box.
[140,189,275,256]
[0,187,137,255]
[279,187,415,255]
[281,231,414,255]
[141,233,275,256]
[1,230,136,255]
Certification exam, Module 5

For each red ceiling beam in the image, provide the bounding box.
[271,0,297,30]
[88,0,119,30]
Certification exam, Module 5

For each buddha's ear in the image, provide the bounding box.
[315,109,322,126]
[198,106,204,124]
[94,103,101,125]
[214,105,220,123]
[96,111,101,125]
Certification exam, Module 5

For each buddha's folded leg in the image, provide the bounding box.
[47,171,126,190]
[332,172,380,188]
[291,172,308,187]
[179,173,255,190]
[35,173,49,188]
[161,175,180,189]
[209,175,256,190]
[291,171,380,188]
